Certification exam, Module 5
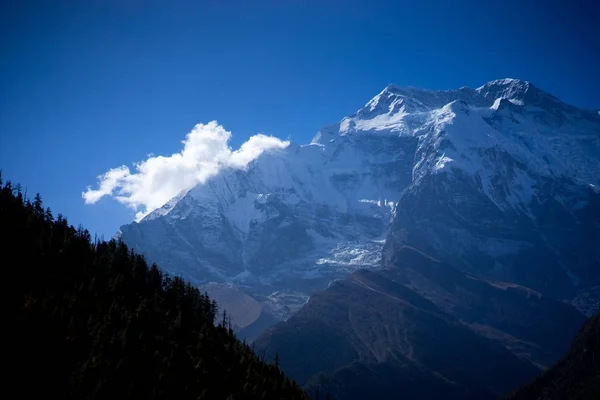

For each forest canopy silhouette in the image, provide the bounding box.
[2,171,308,400]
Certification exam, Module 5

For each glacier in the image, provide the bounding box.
[119,78,600,324]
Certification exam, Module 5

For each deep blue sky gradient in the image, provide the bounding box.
[1,0,599,238]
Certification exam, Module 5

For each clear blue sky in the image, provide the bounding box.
[1,0,599,238]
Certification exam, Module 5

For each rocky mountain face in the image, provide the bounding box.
[118,117,415,322]
[254,246,587,399]
[117,79,599,397]
[118,78,600,324]
[379,80,600,299]
[507,311,599,400]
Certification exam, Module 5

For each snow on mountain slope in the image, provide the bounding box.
[119,78,600,318]
[119,135,407,284]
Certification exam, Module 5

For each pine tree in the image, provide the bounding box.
[15,183,23,202]
[33,192,43,214]
[45,207,54,222]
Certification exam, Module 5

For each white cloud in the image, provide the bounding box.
[82,121,289,221]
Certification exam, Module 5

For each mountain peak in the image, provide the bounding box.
[476,78,561,109]
[377,79,563,110]
[118,78,600,335]
[362,80,534,117]
[477,78,531,99]
[381,83,429,94]
[479,77,530,87]
[355,85,431,120]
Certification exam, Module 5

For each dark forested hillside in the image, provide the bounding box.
[2,173,308,400]
[506,311,600,400]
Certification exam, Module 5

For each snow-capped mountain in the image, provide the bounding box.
[119,78,600,319]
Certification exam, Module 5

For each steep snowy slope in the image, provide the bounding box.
[381,81,600,298]
[119,135,408,283]
[119,78,600,318]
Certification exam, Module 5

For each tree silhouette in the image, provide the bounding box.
[3,176,308,400]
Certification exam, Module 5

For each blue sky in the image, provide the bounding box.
[1,0,599,238]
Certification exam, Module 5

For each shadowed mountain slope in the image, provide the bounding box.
[507,311,600,400]
[256,247,586,399]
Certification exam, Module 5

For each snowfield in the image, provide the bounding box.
[119,78,600,320]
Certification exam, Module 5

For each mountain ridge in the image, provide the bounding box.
[254,246,586,399]
[118,78,600,324]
